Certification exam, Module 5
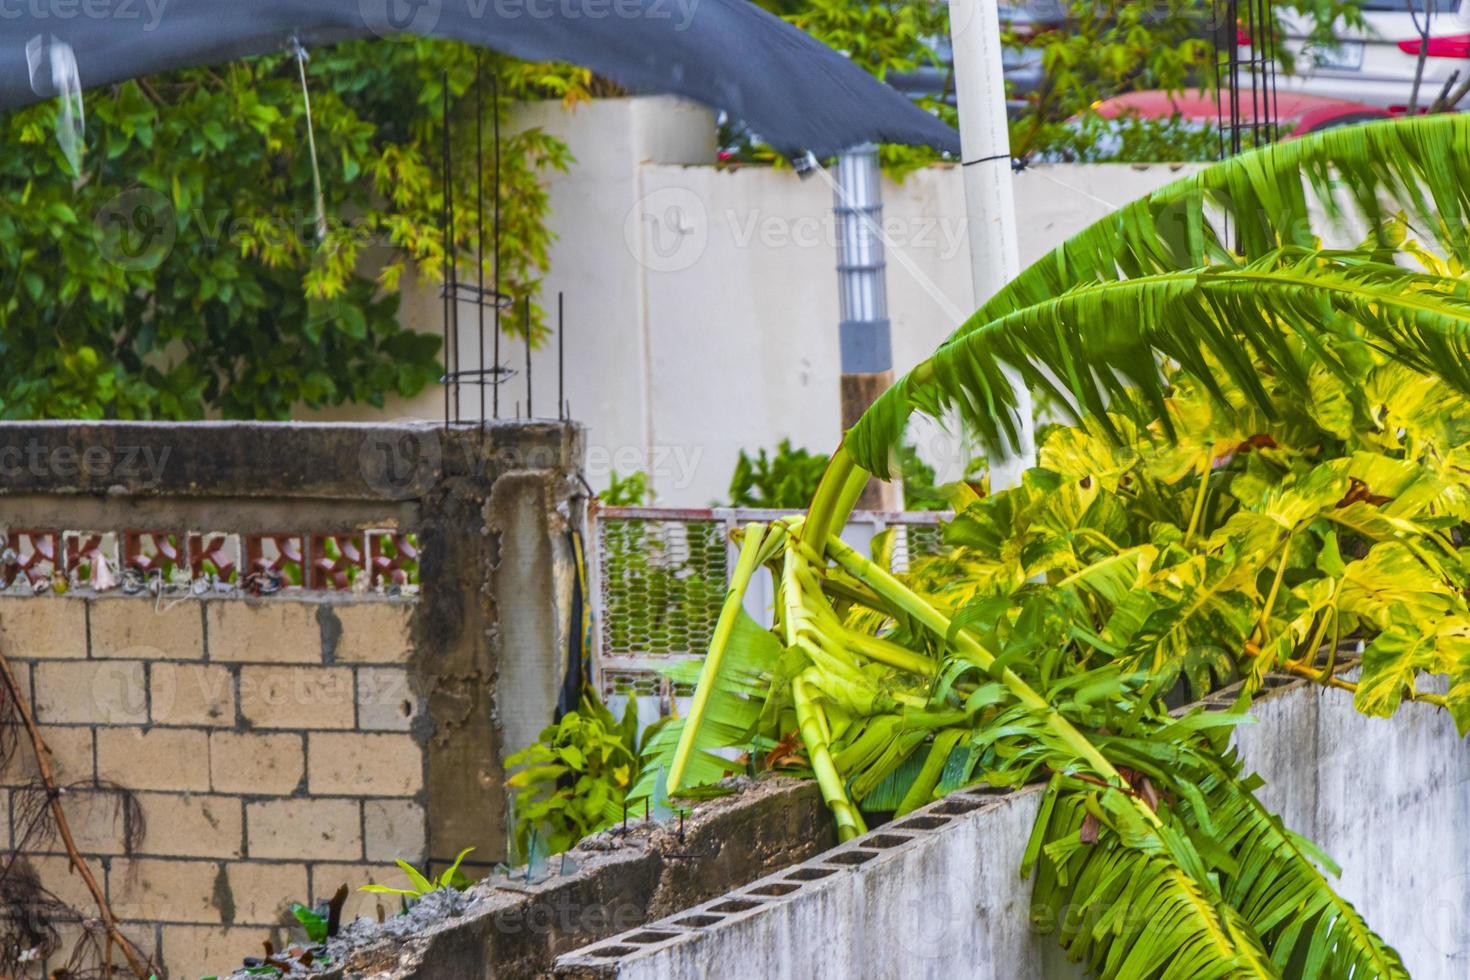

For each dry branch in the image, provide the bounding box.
[0,620,152,978]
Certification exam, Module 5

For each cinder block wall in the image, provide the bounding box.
[2,594,425,977]
[0,421,585,978]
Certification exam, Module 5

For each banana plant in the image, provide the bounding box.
[649,114,1470,978]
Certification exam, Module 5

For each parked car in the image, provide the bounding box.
[1092,88,1392,138]
[1270,0,1470,110]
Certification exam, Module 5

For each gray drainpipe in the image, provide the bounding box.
[833,144,891,379]
[832,144,900,508]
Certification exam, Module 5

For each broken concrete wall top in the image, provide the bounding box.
[282,777,834,980]
[0,419,583,502]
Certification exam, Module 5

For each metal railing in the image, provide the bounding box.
[588,505,951,720]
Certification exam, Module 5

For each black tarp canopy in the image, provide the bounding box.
[1,0,958,157]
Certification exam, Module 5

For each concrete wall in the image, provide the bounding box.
[555,675,1470,979]
[0,420,584,978]
[314,97,1202,506]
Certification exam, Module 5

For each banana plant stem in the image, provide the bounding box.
[1184,454,1211,545]
[802,447,858,552]
[823,534,1154,823]
[667,522,768,794]
[793,675,866,840]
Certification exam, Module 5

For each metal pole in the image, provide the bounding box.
[947,0,1034,489]
[492,73,502,420]
[440,76,451,428]
[558,291,566,420]
[476,52,486,427]
[524,296,533,418]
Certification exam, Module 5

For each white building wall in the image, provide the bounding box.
[315,97,1202,506]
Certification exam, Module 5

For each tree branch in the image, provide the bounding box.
[0,621,152,978]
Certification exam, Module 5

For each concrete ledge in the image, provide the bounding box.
[0,420,582,501]
[301,777,834,980]
[555,676,1470,980]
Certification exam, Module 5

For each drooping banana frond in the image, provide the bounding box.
[1196,752,1408,979]
[1029,781,1280,980]
[1030,728,1409,979]
[851,246,1470,473]
[851,113,1470,476]
[988,114,1470,323]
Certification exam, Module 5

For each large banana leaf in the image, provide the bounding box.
[849,114,1470,476]
[859,247,1470,467]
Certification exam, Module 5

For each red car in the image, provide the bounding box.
[1092,89,1390,139]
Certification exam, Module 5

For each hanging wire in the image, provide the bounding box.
[291,37,328,242]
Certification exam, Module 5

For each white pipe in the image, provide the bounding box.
[947,0,1035,489]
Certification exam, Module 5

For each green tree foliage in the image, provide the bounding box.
[728,440,951,509]
[751,0,1360,167]
[728,439,832,508]
[0,39,571,419]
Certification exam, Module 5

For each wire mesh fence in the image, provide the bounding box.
[589,505,951,725]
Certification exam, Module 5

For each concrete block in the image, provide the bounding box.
[333,601,414,664]
[209,731,305,796]
[34,660,147,725]
[97,728,210,792]
[161,924,287,980]
[151,661,235,727]
[110,857,224,924]
[27,852,102,910]
[310,861,413,923]
[224,861,308,926]
[90,595,203,660]
[38,784,131,855]
[356,667,420,732]
[0,595,87,658]
[247,798,362,861]
[238,665,355,729]
[308,732,423,797]
[135,793,243,859]
[207,601,330,664]
[1,723,93,786]
[364,799,427,864]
